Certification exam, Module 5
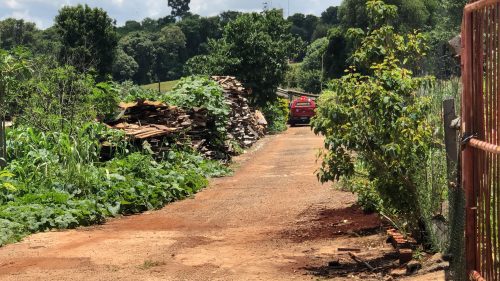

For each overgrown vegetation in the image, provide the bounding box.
[0,48,233,246]
[0,0,470,256]
[163,76,230,147]
[262,98,290,134]
[312,0,440,237]
[0,124,229,246]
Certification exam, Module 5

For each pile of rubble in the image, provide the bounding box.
[106,77,267,160]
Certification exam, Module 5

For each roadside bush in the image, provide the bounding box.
[0,48,33,118]
[312,0,435,235]
[17,64,96,132]
[91,82,120,121]
[283,63,301,89]
[262,98,290,134]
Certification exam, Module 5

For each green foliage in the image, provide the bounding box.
[176,15,223,59]
[0,48,33,117]
[55,4,118,80]
[296,37,329,94]
[283,63,302,89]
[443,0,468,33]
[117,81,161,102]
[16,64,96,132]
[114,26,187,84]
[116,31,156,84]
[321,7,341,26]
[186,10,301,106]
[339,0,440,32]
[323,27,352,79]
[312,0,435,232]
[0,19,39,51]
[91,82,120,121]
[163,76,230,145]
[168,0,191,18]
[262,98,290,134]
[288,13,320,43]
[0,124,230,246]
[113,49,139,81]
[298,70,324,95]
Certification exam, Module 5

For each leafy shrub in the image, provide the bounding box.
[312,0,435,234]
[117,80,161,102]
[297,38,328,94]
[298,70,323,94]
[91,82,120,121]
[283,63,302,89]
[16,64,98,132]
[262,98,290,134]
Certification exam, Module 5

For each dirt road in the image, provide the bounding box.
[0,127,442,281]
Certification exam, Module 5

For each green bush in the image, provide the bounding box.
[283,63,302,89]
[91,82,120,121]
[117,80,161,102]
[262,98,290,134]
[312,0,435,234]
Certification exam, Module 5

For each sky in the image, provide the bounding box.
[0,0,343,29]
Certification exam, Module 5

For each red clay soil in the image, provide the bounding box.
[0,127,441,281]
[282,205,385,243]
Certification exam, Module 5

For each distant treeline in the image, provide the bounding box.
[0,0,466,88]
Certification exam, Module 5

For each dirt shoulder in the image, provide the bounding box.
[0,127,435,281]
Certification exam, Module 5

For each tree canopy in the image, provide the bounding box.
[168,0,191,18]
[0,19,39,51]
[55,4,118,80]
[186,10,301,105]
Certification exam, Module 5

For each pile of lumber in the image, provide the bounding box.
[111,101,190,138]
[212,76,267,149]
[105,101,193,156]
[106,77,267,160]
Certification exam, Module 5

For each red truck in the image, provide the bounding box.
[288,96,316,126]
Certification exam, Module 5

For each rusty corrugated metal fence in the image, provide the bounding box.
[462,0,500,280]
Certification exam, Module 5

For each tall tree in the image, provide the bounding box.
[0,19,39,50]
[168,0,191,18]
[154,25,187,81]
[338,0,440,32]
[116,31,156,84]
[55,4,118,80]
[321,6,340,25]
[186,10,301,106]
[297,37,329,94]
[176,15,222,58]
[444,0,468,32]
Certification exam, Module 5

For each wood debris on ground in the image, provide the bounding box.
[106,76,267,160]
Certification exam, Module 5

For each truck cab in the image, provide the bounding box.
[289,96,316,126]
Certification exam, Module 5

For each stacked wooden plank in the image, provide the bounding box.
[212,76,267,149]
[106,77,267,160]
[108,100,190,139]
